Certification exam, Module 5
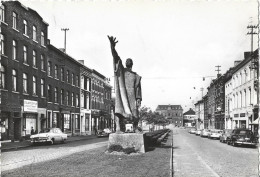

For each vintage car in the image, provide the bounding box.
[200,129,210,137]
[189,128,196,134]
[208,129,222,139]
[195,129,202,136]
[227,129,258,147]
[97,128,111,137]
[30,128,67,145]
[219,129,232,143]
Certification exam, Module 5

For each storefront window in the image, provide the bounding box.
[75,114,79,129]
[85,114,89,131]
[64,114,70,130]
[53,113,57,128]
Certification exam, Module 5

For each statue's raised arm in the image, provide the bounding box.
[107,35,121,64]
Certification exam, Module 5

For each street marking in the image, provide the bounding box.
[172,128,220,177]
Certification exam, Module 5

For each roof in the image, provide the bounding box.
[156,105,183,110]
[183,108,195,115]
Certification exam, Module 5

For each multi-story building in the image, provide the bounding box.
[46,44,81,136]
[79,62,92,135]
[207,81,216,129]
[0,1,113,141]
[1,1,49,140]
[229,51,258,130]
[214,74,225,130]
[183,108,196,127]
[203,94,209,129]
[224,68,234,129]
[155,105,183,126]
[194,100,204,129]
[103,80,113,130]
[91,70,106,131]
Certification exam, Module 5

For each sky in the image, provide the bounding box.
[19,0,258,112]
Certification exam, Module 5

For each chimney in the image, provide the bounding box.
[244,52,251,59]
[59,48,65,53]
[78,60,84,65]
[234,60,241,67]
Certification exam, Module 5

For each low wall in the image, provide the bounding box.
[108,133,146,153]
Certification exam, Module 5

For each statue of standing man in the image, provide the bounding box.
[108,36,142,133]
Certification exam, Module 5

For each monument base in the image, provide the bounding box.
[108,133,146,153]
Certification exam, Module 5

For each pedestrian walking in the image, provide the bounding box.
[31,127,35,135]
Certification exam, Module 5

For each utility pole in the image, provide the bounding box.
[215,65,221,77]
[200,88,204,99]
[247,21,258,53]
[247,22,259,125]
[61,28,69,53]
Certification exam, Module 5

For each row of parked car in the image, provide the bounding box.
[188,127,258,147]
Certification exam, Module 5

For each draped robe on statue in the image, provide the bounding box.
[114,58,142,121]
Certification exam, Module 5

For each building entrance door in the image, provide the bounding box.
[14,118,21,140]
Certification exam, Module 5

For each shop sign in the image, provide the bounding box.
[240,113,246,117]
[234,114,239,118]
[24,100,38,112]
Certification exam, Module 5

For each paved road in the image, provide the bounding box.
[172,128,258,177]
[1,137,109,172]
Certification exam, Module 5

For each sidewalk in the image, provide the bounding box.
[1,134,97,151]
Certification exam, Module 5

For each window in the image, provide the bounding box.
[33,26,37,41]
[0,65,6,89]
[67,70,69,83]
[61,89,64,105]
[75,115,79,129]
[23,20,28,35]
[47,85,52,102]
[76,75,79,87]
[48,61,52,76]
[66,91,69,105]
[23,73,28,93]
[0,5,5,22]
[33,50,37,68]
[41,55,45,71]
[12,12,17,29]
[33,76,37,95]
[12,40,17,60]
[1,34,5,55]
[61,67,64,81]
[41,31,45,46]
[71,73,74,85]
[23,46,28,64]
[76,94,79,107]
[71,92,74,106]
[54,65,58,79]
[54,87,58,103]
[12,69,17,91]
[41,79,45,97]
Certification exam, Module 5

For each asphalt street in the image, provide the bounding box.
[172,128,258,177]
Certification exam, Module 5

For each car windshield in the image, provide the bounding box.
[211,130,219,133]
[40,129,51,133]
[238,130,251,135]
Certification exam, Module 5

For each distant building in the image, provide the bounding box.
[194,100,204,130]
[183,108,196,127]
[155,105,183,126]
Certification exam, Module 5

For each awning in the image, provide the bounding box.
[249,118,259,125]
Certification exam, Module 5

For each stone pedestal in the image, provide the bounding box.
[108,133,146,153]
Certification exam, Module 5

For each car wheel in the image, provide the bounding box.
[50,138,54,145]
[232,141,237,147]
[61,138,66,144]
